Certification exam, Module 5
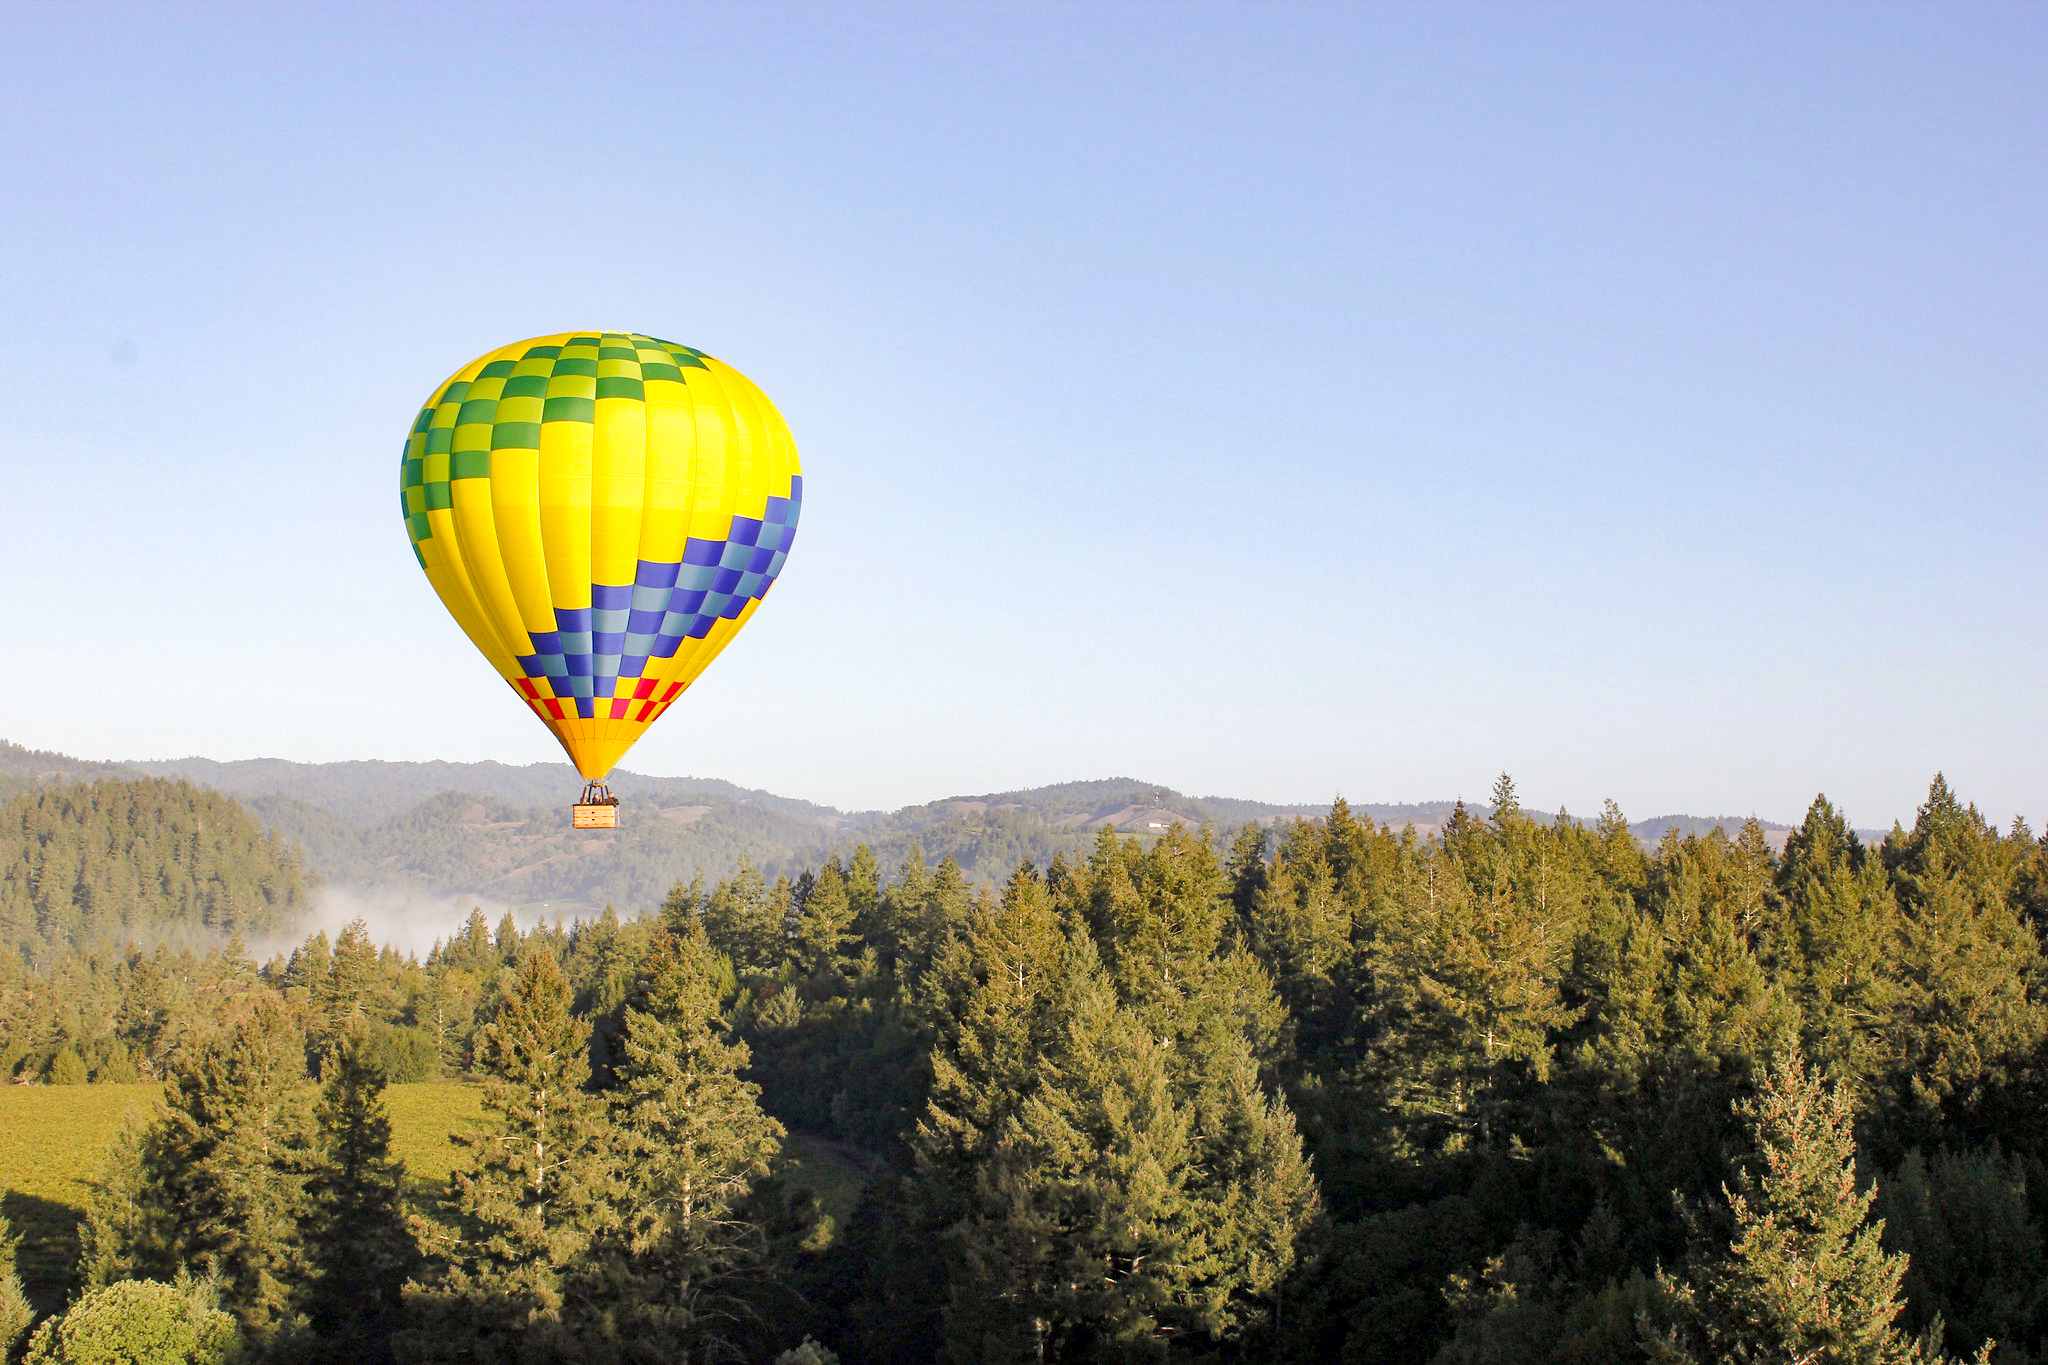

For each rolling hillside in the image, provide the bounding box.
[2,742,1869,922]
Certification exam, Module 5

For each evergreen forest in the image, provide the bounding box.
[3,769,2047,1364]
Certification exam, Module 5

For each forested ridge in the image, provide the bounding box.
[2,771,2046,1362]
[0,778,309,967]
[0,742,1859,915]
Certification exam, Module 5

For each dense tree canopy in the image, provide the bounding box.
[4,773,2047,1365]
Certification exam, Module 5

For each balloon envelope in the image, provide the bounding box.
[400,331,801,780]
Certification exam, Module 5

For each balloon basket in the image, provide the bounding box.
[572,781,619,829]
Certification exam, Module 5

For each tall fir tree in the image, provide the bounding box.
[575,906,640,1021]
[934,934,1197,1362]
[1878,776,2046,1146]
[1223,822,1270,935]
[1248,822,1349,1040]
[1360,833,1576,1154]
[841,845,885,949]
[1773,796,1896,1090]
[134,992,315,1341]
[400,947,614,1364]
[77,1111,149,1291]
[793,859,859,984]
[317,917,383,1044]
[917,865,1076,1199]
[1646,1048,1929,1365]
[602,924,785,1363]
[494,911,523,965]
[893,853,976,982]
[305,1026,419,1364]
[280,930,333,1004]
[1877,1145,2046,1359]
[919,853,1317,1363]
[702,861,784,980]
[451,907,496,972]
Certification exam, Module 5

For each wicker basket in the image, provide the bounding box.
[572,802,619,829]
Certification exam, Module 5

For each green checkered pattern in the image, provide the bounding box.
[399,332,710,559]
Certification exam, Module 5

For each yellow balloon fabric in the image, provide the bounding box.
[399,332,802,781]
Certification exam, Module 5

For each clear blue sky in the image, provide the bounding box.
[2,2,2041,828]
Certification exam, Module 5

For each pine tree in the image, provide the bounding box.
[936,935,1196,1362]
[703,861,783,978]
[0,1209,31,1362]
[773,1337,840,1365]
[895,854,976,981]
[660,874,707,932]
[842,845,884,947]
[451,908,496,972]
[917,864,1075,1194]
[602,924,786,1362]
[1879,776,2046,1143]
[77,1111,149,1290]
[1774,796,1895,1088]
[46,1046,86,1084]
[316,918,384,1050]
[304,1027,418,1364]
[1655,831,1797,1082]
[494,911,523,965]
[793,859,859,983]
[414,962,481,1077]
[134,992,315,1340]
[400,947,613,1363]
[1558,830,1804,1269]
[281,930,333,1003]
[576,905,643,1023]
[1362,834,1575,1153]
[1223,823,1269,932]
[921,858,1317,1363]
[1877,1146,2044,1358]
[1248,824,1348,1031]
[1322,796,1378,908]
[1591,798,1653,899]
[1646,1048,1924,1364]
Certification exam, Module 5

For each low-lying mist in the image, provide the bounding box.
[298,885,599,959]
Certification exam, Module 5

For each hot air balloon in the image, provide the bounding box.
[399,332,801,826]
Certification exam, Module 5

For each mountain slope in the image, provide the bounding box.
[0,777,310,961]
[130,756,838,827]
[3,742,1888,919]
[0,741,140,801]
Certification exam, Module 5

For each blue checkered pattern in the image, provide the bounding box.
[512,474,802,716]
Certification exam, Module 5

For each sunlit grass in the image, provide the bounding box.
[0,1083,159,1308]
[0,1081,485,1305]
[0,1081,868,1306]
[383,1081,484,1193]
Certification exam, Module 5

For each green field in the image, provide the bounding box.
[0,1081,863,1311]
[0,1083,160,1306]
[385,1081,487,1189]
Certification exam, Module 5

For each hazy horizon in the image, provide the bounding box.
[9,734,1956,835]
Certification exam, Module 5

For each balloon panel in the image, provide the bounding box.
[400,332,801,780]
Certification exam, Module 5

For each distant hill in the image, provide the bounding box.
[1628,812,1809,851]
[0,775,310,963]
[130,761,1341,915]
[0,740,139,800]
[1,742,1886,921]
[129,755,839,827]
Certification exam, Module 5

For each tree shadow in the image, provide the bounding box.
[3,1187,82,1316]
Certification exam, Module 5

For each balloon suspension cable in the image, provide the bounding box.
[579,780,618,807]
